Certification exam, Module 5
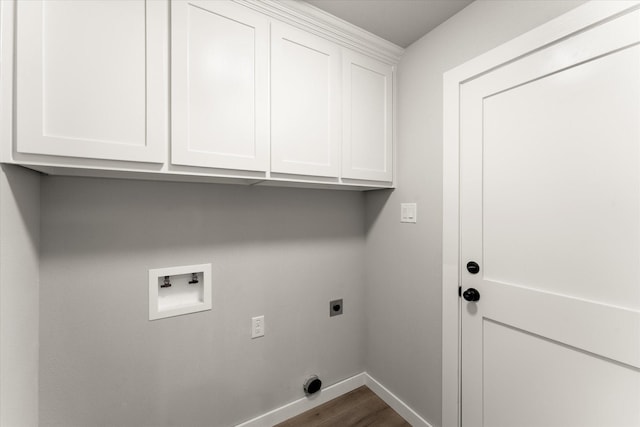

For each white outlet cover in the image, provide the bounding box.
[149,263,212,320]
[401,203,417,223]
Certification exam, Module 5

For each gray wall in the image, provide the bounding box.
[39,177,365,426]
[0,165,40,427]
[364,1,586,426]
[13,2,595,426]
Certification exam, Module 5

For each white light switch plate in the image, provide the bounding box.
[401,203,417,223]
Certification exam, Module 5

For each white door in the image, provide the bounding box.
[271,22,341,178]
[459,5,640,427]
[171,0,269,172]
[342,50,393,182]
[15,0,167,163]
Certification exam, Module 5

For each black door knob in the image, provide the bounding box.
[466,261,480,274]
[463,288,480,302]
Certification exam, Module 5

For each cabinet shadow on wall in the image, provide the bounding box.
[364,188,393,234]
[39,175,367,257]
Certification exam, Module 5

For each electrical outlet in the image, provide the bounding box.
[251,315,265,338]
[330,299,343,317]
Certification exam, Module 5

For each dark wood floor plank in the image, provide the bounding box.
[276,387,374,427]
[275,386,411,427]
[321,393,386,427]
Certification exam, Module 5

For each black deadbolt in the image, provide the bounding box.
[466,261,480,274]
[463,288,480,302]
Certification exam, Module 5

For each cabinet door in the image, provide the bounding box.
[271,23,341,178]
[342,51,393,182]
[171,0,269,172]
[15,0,167,163]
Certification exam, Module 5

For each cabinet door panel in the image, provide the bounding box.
[342,51,393,181]
[271,23,341,178]
[15,0,167,163]
[171,0,268,171]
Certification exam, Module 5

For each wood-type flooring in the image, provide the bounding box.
[275,385,411,427]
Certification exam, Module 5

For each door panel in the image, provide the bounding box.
[460,6,640,426]
[171,0,269,171]
[271,23,341,177]
[342,50,393,181]
[16,0,167,163]
[484,320,640,427]
[483,45,640,309]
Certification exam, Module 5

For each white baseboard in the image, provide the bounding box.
[235,373,366,427]
[364,373,433,427]
[234,371,432,427]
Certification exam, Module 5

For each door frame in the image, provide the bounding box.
[441,2,640,426]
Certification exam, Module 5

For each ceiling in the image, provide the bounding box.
[305,0,474,48]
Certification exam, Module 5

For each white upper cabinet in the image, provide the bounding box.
[15,0,167,163]
[342,51,393,182]
[3,0,401,189]
[171,0,269,172]
[270,22,342,178]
